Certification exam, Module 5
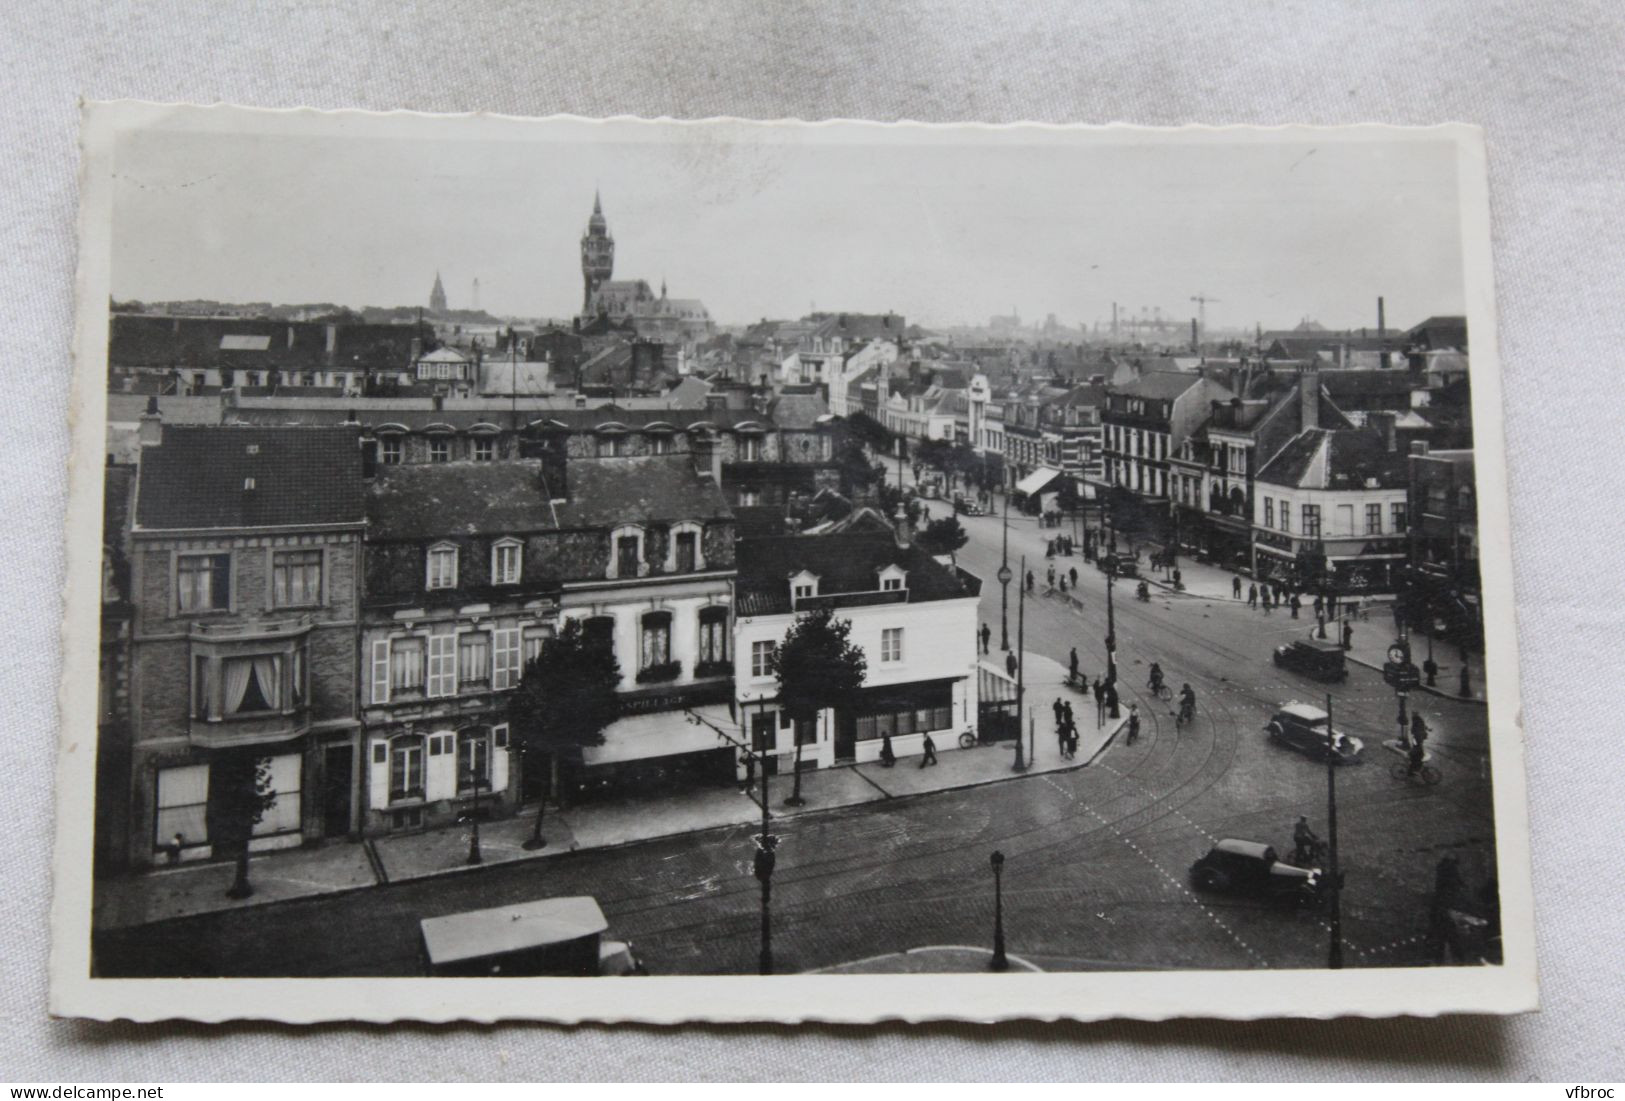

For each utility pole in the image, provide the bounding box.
[753,699,777,976]
[998,490,1013,652]
[1013,554,1029,771]
[1104,495,1119,713]
[1325,692,1343,969]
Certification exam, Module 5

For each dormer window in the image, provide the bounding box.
[608,525,646,580]
[789,570,819,603]
[492,538,522,586]
[878,564,908,593]
[666,521,706,573]
[426,543,458,590]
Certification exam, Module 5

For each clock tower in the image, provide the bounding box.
[580,190,615,314]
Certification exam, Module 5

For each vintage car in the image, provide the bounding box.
[1096,551,1139,578]
[1265,702,1364,763]
[952,495,986,517]
[420,896,644,977]
[1272,637,1349,682]
[1190,838,1324,904]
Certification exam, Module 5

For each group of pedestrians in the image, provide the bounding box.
[1237,576,1304,618]
[1050,698,1081,759]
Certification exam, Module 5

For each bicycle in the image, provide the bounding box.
[1390,760,1442,786]
[1175,701,1196,728]
[1147,681,1173,702]
[957,729,978,750]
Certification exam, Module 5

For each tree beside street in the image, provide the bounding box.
[918,514,969,567]
[770,606,868,805]
[509,617,623,847]
[205,752,278,899]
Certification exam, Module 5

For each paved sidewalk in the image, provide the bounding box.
[1316,620,1488,705]
[96,668,1128,928]
[93,841,377,931]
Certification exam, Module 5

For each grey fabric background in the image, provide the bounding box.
[5,0,1621,1082]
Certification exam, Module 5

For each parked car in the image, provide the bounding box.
[1190,838,1324,904]
[952,496,985,517]
[1096,551,1139,578]
[1264,702,1363,763]
[420,896,644,977]
[1273,638,1349,682]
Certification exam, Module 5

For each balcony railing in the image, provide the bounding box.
[189,614,313,640]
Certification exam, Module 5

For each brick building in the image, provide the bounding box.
[113,418,367,870]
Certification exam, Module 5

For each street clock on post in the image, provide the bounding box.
[1387,642,1409,665]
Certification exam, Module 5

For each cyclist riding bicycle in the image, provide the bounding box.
[1136,580,1150,601]
[1147,662,1164,693]
[1177,683,1196,723]
[1407,738,1426,776]
[1293,815,1320,865]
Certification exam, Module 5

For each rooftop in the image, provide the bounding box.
[735,531,980,616]
[135,425,366,531]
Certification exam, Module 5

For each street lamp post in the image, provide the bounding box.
[1325,692,1344,969]
[751,700,777,976]
[1104,494,1120,716]
[989,850,1008,971]
[998,490,1013,652]
[1013,554,1029,772]
[464,758,485,866]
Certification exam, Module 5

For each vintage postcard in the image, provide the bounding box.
[52,103,1535,1023]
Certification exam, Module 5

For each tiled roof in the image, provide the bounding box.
[110,315,424,372]
[764,390,829,430]
[367,454,733,540]
[135,426,366,531]
[1256,428,1409,490]
[735,531,979,616]
[1318,369,1421,398]
[1112,370,1206,400]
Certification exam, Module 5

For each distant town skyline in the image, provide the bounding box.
[110,119,1467,333]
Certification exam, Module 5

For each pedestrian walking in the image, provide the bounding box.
[1410,711,1429,749]
[980,622,991,654]
[1070,565,1079,589]
[1316,612,1327,639]
[1313,594,1324,617]
[741,751,755,792]
[1103,680,1119,720]
[1059,575,1068,593]
[1026,569,1035,594]
[1172,567,1182,590]
[1055,713,1068,757]
[1047,563,1056,589]
[1052,696,1066,728]
[1248,583,1258,608]
[919,732,938,768]
[1069,646,1080,685]
[1062,699,1075,734]
[879,734,897,768]
[1125,704,1141,745]
[1290,594,1301,619]
[1064,722,1079,759]
[1341,619,1353,651]
[1006,650,1018,678]
[1326,592,1338,619]
[1232,575,1242,599]
[1093,676,1106,727]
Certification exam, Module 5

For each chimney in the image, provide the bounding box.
[344,408,359,425]
[287,325,295,349]
[1191,318,1198,351]
[1368,411,1397,452]
[138,396,163,448]
[893,503,912,549]
[1298,367,1320,431]
[1338,343,1347,370]
[326,324,338,355]
[1377,296,1386,339]
[1409,440,1429,457]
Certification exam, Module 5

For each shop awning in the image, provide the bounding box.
[1015,466,1063,497]
[581,703,739,766]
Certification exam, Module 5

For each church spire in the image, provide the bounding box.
[429,271,447,313]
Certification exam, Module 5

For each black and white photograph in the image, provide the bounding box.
[52,105,1533,1023]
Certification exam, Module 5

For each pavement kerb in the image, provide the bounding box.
[1341,647,1487,706]
[109,728,1134,928]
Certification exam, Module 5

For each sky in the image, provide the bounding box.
[109,121,1467,332]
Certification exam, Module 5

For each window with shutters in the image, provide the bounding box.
[491,627,522,690]
[426,633,458,698]
[390,637,425,694]
[389,735,425,801]
[458,632,489,686]
[370,639,391,704]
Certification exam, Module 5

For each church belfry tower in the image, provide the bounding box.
[580,190,615,314]
[429,271,447,313]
